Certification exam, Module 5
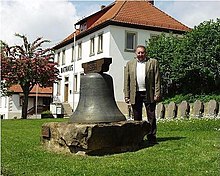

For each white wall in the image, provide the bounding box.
[0,96,9,119]
[0,94,47,119]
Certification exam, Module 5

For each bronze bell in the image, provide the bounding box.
[69,58,126,123]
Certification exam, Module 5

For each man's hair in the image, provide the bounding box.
[136,45,146,52]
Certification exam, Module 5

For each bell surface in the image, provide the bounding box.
[69,73,126,123]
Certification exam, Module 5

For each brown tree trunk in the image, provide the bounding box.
[21,83,31,119]
[21,91,29,119]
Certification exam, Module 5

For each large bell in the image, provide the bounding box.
[69,73,126,123]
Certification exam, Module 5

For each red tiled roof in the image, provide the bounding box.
[59,30,80,47]
[10,84,52,94]
[95,0,189,31]
[54,0,190,49]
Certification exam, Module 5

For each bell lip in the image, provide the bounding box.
[69,117,126,124]
[83,72,110,77]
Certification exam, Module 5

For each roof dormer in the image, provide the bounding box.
[80,22,87,32]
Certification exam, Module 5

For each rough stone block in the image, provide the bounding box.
[165,102,177,119]
[218,106,220,118]
[203,102,209,118]
[41,120,151,155]
[192,100,204,118]
[156,102,165,119]
[207,100,219,118]
[177,101,190,118]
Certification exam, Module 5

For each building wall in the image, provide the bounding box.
[0,94,23,119]
[53,25,165,115]
[0,96,9,119]
[0,94,47,119]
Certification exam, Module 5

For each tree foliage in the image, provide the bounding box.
[147,19,220,98]
[181,19,220,93]
[146,33,183,96]
[1,34,60,119]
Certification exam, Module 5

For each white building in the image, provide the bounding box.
[0,85,52,119]
[52,0,190,116]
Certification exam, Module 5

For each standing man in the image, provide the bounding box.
[124,45,161,143]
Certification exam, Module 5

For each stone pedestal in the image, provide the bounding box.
[41,120,150,155]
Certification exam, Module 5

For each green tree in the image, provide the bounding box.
[181,19,220,93]
[146,33,183,97]
[1,34,60,119]
[147,18,220,97]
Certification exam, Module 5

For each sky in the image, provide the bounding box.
[0,0,220,47]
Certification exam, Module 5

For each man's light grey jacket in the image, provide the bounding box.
[124,58,161,104]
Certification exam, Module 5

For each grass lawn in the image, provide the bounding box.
[1,118,220,176]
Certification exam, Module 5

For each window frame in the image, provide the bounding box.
[77,42,82,60]
[80,23,87,32]
[90,36,95,56]
[73,74,78,93]
[71,45,75,62]
[56,80,61,96]
[62,49,66,65]
[97,32,103,54]
[57,52,60,66]
[125,31,137,52]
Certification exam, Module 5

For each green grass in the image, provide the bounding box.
[1,118,220,176]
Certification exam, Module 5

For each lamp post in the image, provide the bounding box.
[72,31,76,111]
[73,24,80,112]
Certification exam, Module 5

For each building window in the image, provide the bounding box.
[125,31,137,52]
[57,80,61,96]
[97,33,103,54]
[65,77,69,83]
[71,45,75,62]
[62,49,65,65]
[90,36,95,56]
[57,52,60,66]
[80,23,87,32]
[78,42,82,60]
[73,74,78,92]
[19,97,23,106]
[150,34,159,39]
[146,34,160,45]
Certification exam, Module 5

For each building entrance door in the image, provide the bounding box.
[64,84,69,102]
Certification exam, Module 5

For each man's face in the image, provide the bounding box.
[135,47,146,61]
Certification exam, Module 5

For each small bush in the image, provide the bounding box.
[41,110,52,115]
[41,110,53,118]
